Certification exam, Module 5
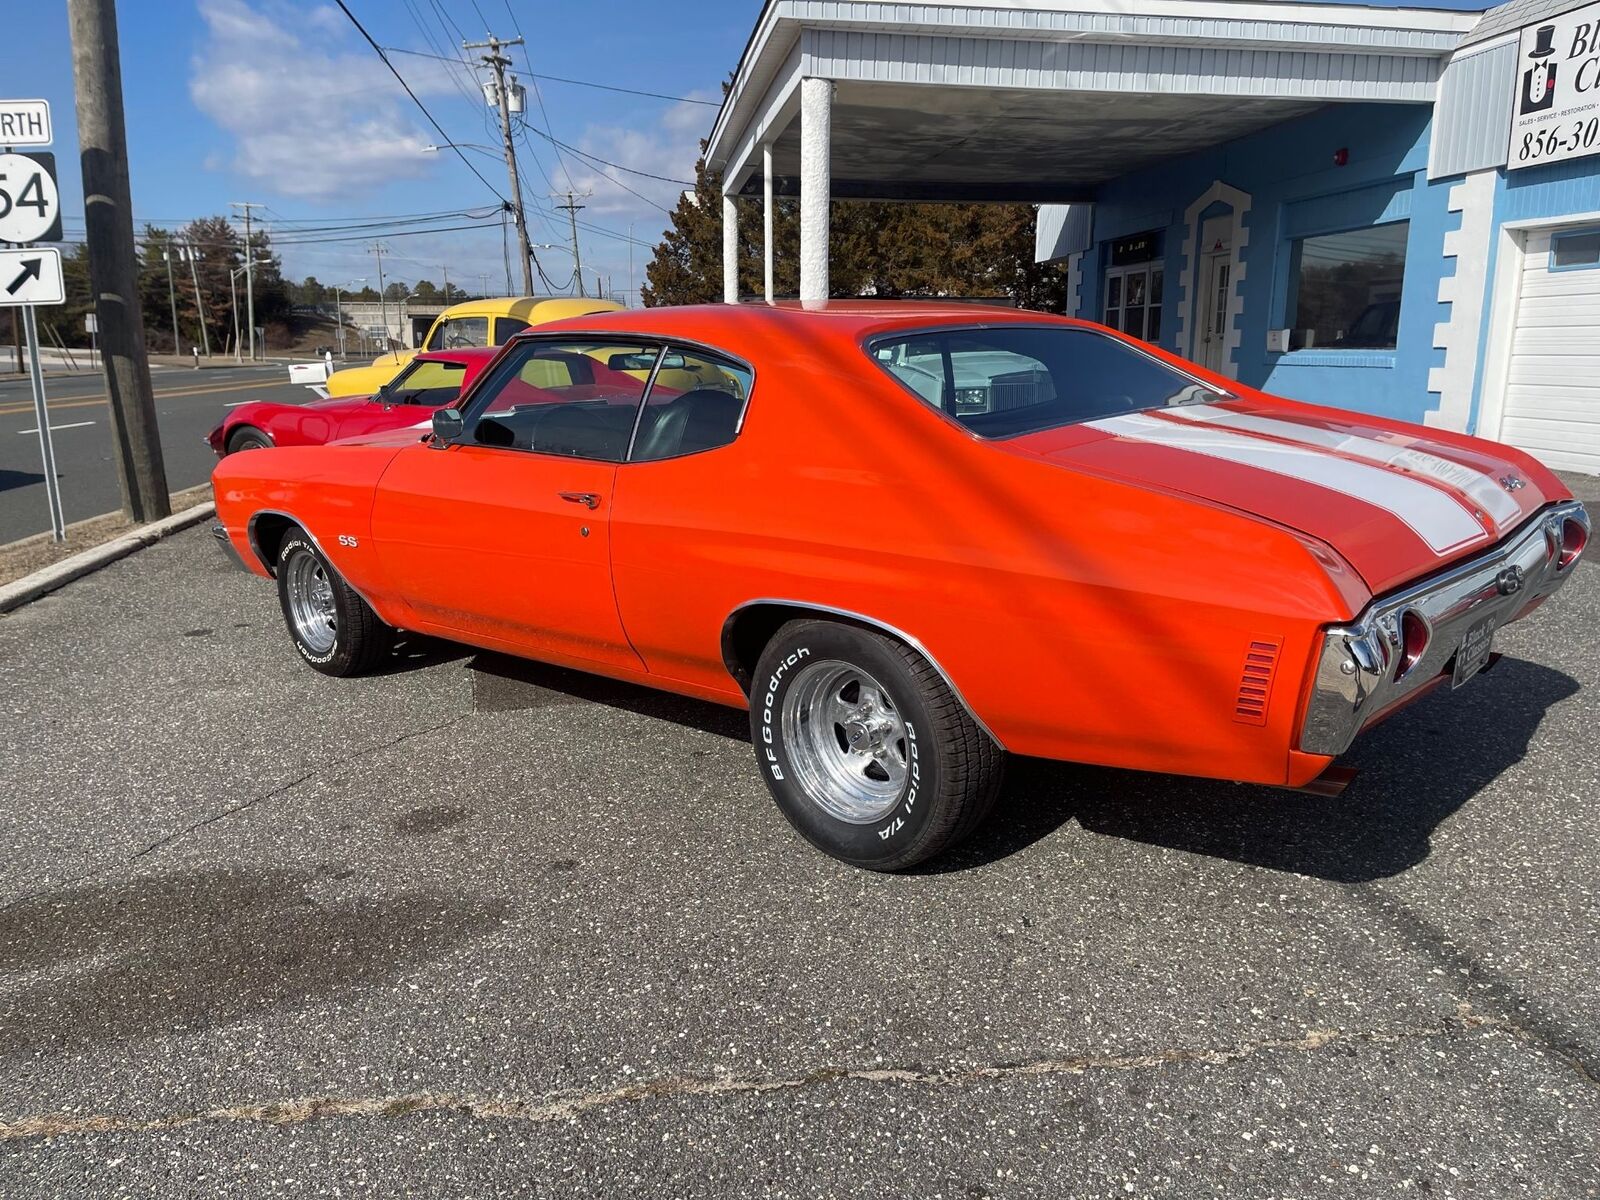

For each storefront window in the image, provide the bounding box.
[1104,265,1164,342]
[1287,222,1408,350]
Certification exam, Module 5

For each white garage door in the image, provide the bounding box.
[1502,225,1600,474]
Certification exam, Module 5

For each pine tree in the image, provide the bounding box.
[643,144,1065,309]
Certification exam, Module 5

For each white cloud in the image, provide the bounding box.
[189,0,456,201]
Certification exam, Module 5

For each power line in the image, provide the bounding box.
[498,0,576,192]
[330,0,509,206]
[381,45,718,106]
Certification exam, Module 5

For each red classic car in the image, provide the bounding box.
[205,347,499,456]
[211,303,1590,870]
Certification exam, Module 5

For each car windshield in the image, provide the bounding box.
[385,358,467,406]
[868,325,1226,439]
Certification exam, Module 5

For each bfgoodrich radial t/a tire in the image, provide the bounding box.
[274,531,393,677]
[750,619,1004,870]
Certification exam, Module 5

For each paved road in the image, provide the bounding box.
[0,363,309,543]
[1,480,1598,1196]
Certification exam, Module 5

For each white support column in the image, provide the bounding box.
[799,76,831,305]
[722,193,739,304]
[762,143,775,304]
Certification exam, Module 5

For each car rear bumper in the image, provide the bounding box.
[1300,500,1590,757]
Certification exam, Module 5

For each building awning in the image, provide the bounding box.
[705,0,1481,300]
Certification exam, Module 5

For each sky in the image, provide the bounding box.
[14,0,1499,307]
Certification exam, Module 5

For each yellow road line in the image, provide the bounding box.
[0,378,279,418]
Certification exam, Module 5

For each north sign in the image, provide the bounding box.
[0,99,51,148]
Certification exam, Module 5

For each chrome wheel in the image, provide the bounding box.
[780,659,910,823]
[283,548,338,655]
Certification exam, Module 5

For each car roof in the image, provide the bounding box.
[529,300,1078,346]
[434,296,625,323]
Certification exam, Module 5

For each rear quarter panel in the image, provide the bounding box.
[610,332,1353,787]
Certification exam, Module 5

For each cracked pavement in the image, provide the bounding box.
[2,474,1598,1197]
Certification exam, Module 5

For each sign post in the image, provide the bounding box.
[21,305,65,540]
[1,98,68,541]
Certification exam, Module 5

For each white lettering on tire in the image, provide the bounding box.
[760,645,811,781]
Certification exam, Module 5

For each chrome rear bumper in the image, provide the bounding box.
[1300,501,1589,757]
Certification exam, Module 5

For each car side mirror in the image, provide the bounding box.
[431,408,464,446]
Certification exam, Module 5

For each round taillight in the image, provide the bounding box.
[1395,609,1430,680]
[1558,517,1588,570]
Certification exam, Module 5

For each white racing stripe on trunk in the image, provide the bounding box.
[1090,412,1487,555]
[1167,405,1522,526]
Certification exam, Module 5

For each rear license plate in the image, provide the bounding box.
[1452,614,1498,688]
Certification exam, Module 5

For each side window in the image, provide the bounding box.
[493,316,531,344]
[462,339,658,461]
[427,316,490,350]
[630,347,752,462]
[389,359,466,406]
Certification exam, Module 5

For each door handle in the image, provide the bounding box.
[559,491,601,510]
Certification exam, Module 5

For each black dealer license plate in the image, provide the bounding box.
[1452,614,1498,688]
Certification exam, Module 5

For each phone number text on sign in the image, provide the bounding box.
[1517,115,1600,165]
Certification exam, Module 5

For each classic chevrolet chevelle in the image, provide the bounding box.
[211,303,1589,870]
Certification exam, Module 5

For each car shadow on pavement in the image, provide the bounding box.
[928,657,1580,882]
[0,868,508,1059]
[460,650,1576,884]
[465,652,749,740]
[364,634,475,677]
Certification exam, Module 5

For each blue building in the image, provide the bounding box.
[708,0,1600,473]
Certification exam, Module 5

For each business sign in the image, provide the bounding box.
[1509,3,1600,170]
[0,151,62,243]
[0,99,51,148]
[0,247,63,306]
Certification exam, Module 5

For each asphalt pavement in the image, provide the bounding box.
[1,476,1598,1196]
[0,362,310,543]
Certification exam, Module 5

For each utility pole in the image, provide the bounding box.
[67,0,169,521]
[554,192,587,297]
[163,245,180,354]
[464,34,534,296]
[181,243,211,357]
[232,201,263,360]
[371,241,389,350]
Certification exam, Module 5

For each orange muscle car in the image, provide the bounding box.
[211,303,1590,870]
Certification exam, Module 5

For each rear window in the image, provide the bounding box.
[868,326,1225,438]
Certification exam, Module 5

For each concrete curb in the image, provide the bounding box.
[0,503,217,614]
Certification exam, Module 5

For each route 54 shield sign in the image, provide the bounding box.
[0,151,62,244]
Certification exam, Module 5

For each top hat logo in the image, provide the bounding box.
[1521,25,1560,114]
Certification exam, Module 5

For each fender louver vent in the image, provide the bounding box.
[1234,639,1282,727]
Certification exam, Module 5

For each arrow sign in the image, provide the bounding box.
[0,246,63,307]
[5,256,42,295]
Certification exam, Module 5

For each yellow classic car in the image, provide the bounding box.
[325,296,624,397]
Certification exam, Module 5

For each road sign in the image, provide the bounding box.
[0,99,51,148]
[0,246,63,306]
[0,151,62,244]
